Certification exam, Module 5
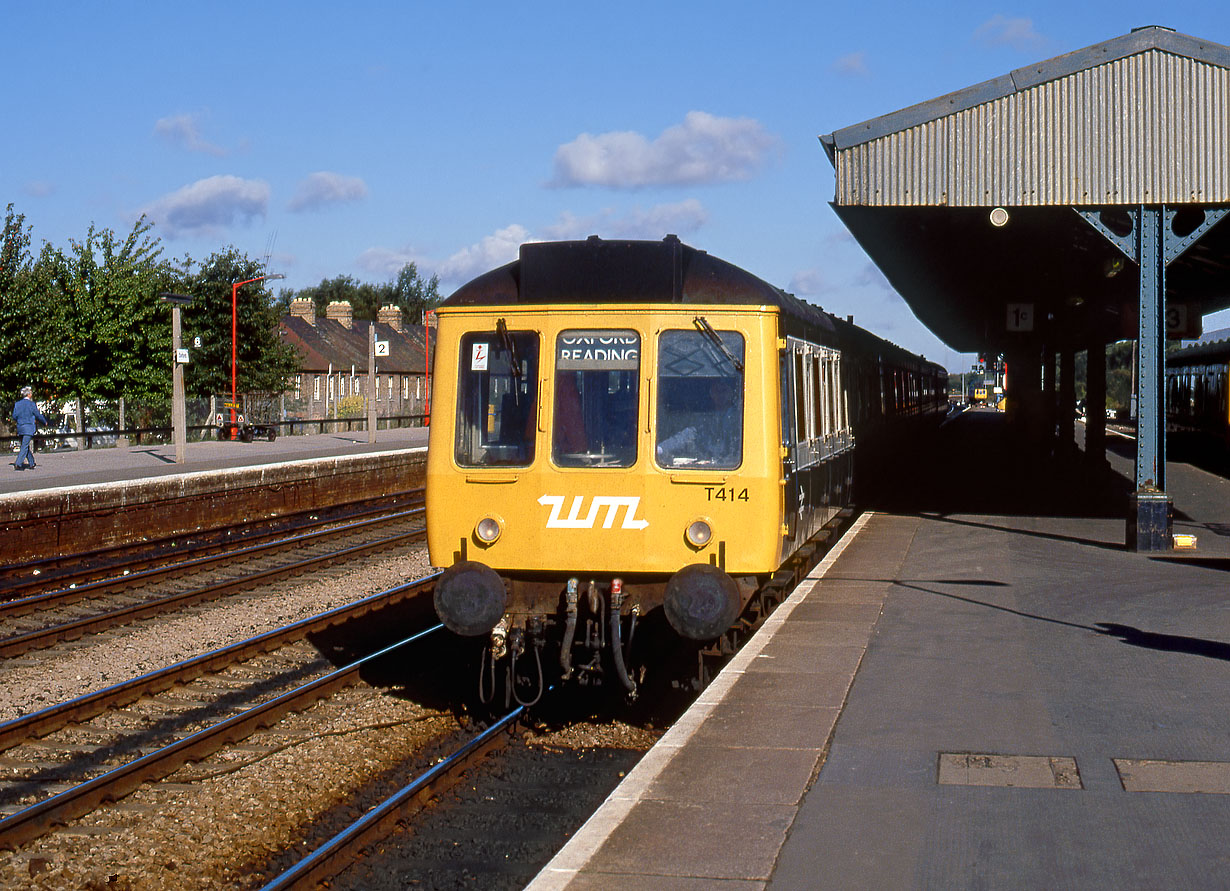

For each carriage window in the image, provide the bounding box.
[811,354,824,439]
[553,330,640,467]
[655,328,745,469]
[455,328,539,467]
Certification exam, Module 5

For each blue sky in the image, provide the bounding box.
[5,2,1227,370]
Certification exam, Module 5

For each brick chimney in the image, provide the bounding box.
[289,298,316,325]
[325,300,354,329]
[377,304,403,333]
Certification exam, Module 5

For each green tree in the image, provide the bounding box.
[1105,340,1135,414]
[37,217,178,409]
[279,262,440,326]
[291,274,383,320]
[180,248,300,399]
[0,204,38,400]
[390,262,440,324]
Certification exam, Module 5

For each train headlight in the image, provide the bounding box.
[685,519,713,549]
[475,516,503,545]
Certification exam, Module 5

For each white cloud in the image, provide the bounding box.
[355,245,425,280]
[540,199,708,241]
[436,224,532,283]
[833,52,869,76]
[362,201,710,292]
[356,224,531,286]
[973,15,1046,52]
[550,111,778,189]
[287,172,369,213]
[141,175,270,238]
[154,113,226,157]
[788,268,829,297]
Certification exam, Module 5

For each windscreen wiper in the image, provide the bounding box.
[496,317,522,380]
[693,316,744,372]
[496,317,523,405]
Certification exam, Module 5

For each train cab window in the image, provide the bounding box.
[553,330,640,467]
[454,328,539,467]
[655,328,745,469]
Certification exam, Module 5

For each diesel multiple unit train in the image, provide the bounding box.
[1167,336,1230,443]
[425,236,946,702]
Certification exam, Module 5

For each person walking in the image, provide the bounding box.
[12,386,48,471]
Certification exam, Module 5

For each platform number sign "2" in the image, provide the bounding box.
[1006,303,1034,332]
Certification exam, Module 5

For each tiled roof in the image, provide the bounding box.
[280,316,430,374]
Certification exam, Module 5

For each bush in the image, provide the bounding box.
[338,394,366,418]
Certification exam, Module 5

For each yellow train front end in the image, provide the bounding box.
[426,302,784,697]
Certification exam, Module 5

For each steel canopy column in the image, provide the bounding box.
[1129,207,1171,550]
[1041,343,1056,450]
[1136,207,1165,492]
[1058,348,1076,455]
[1004,346,1042,441]
[1075,203,1229,549]
[1084,338,1106,465]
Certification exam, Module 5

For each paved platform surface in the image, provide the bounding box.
[0,426,429,496]
[531,410,1230,889]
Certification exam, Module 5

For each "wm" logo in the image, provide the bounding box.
[538,495,649,530]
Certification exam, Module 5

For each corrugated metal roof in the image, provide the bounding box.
[823,27,1230,207]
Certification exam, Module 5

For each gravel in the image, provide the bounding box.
[0,546,436,724]
[0,546,663,889]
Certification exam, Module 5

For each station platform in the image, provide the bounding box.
[0,426,429,496]
[530,409,1230,889]
[0,427,428,562]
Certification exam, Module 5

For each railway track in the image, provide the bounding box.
[0,575,439,850]
[256,523,861,888]
[0,504,427,660]
[0,488,425,603]
[263,698,531,889]
[262,701,649,890]
[0,506,856,887]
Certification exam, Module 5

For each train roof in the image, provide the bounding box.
[442,235,943,372]
[441,236,833,335]
[1168,334,1230,366]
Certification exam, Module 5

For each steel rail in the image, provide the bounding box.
[261,701,529,891]
[0,520,426,659]
[0,623,446,851]
[0,488,425,598]
[0,506,424,619]
[0,573,440,753]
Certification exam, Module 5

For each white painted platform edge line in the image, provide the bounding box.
[0,446,427,503]
[523,511,875,889]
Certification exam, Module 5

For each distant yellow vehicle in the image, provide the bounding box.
[426,237,946,702]
[973,387,988,403]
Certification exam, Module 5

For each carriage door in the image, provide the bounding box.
[780,345,799,545]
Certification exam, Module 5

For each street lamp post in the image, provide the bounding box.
[230,273,284,438]
[159,292,195,463]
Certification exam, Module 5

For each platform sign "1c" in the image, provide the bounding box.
[1006,303,1034,332]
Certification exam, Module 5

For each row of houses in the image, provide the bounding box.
[278,300,433,421]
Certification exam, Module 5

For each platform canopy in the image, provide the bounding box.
[821,26,1230,354]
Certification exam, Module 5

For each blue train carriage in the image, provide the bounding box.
[1166,337,1230,443]
[425,236,944,701]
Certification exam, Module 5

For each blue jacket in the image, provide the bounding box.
[12,397,48,435]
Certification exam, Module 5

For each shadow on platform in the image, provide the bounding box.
[859,410,1132,519]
